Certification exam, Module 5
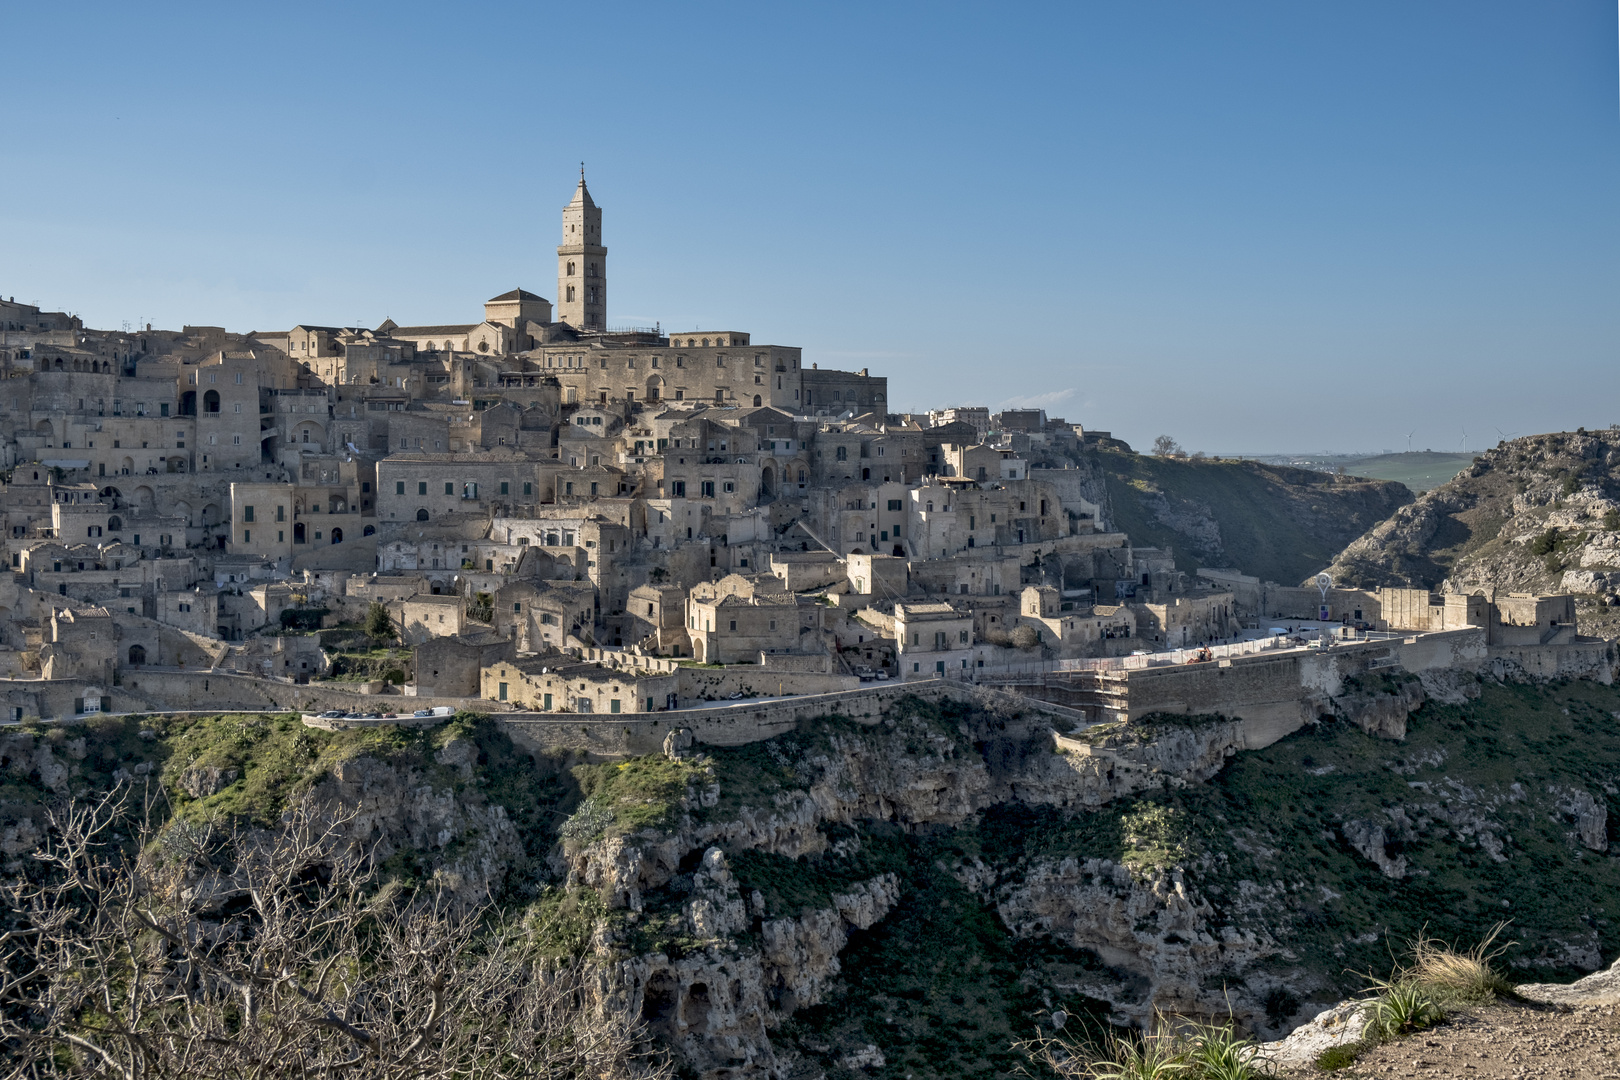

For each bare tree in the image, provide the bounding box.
[1152,435,1180,457]
[0,788,669,1080]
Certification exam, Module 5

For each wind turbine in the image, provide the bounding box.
[1460,429,1469,454]
[1405,430,1415,453]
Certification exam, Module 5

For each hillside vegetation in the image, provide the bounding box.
[1094,450,1412,585]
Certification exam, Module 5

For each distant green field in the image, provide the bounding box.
[1339,452,1475,492]
[1249,451,1475,493]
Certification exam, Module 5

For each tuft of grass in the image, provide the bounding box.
[1182,1020,1264,1080]
[1084,1032,1188,1079]
[1401,922,1516,1005]
[1363,979,1444,1040]
[1020,1017,1265,1080]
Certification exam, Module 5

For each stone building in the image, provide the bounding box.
[894,601,975,680]
[482,655,676,713]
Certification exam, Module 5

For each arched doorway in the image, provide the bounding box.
[179,390,197,415]
[753,394,762,407]
[127,644,146,665]
[108,516,123,532]
[330,527,343,544]
[416,508,430,521]
[646,375,663,401]
[203,390,220,413]
[760,466,775,499]
[363,524,375,536]
[893,544,905,556]
[293,522,306,544]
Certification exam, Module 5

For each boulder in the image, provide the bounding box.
[1257,1000,1370,1070]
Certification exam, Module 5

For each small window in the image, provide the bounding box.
[397,481,406,494]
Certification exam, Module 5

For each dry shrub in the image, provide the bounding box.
[1400,922,1516,1004]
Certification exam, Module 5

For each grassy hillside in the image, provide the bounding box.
[1095,450,1413,586]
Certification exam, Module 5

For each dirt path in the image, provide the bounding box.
[1282,1001,1620,1079]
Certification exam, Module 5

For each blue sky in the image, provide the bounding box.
[2,1,1616,454]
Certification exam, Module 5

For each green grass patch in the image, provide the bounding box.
[565,756,708,846]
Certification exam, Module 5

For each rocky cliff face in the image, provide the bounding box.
[1327,429,1620,602]
[0,715,541,903]
[605,848,902,1079]
[960,852,1281,1030]
[10,692,1615,1080]
[305,735,525,901]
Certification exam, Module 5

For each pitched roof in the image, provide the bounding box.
[488,288,549,303]
[565,178,597,210]
[390,324,479,336]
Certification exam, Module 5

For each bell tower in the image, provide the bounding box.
[557,168,606,331]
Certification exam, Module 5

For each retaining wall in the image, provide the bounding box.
[499,679,1069,759]
[0,670,492,722]
[1114,629,1488,748]
[1489,639,1616,683]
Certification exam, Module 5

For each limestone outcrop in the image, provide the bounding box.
[1518,954,1620,1007]
[1014,717,1247,810]
[1257,1000,1371,1070]
[604,847,901,1079]
[964,853,1289,1031]
[308,746,524,901]
[564,711,994,909]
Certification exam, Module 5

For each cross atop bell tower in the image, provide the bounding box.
[557,167,606,331]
